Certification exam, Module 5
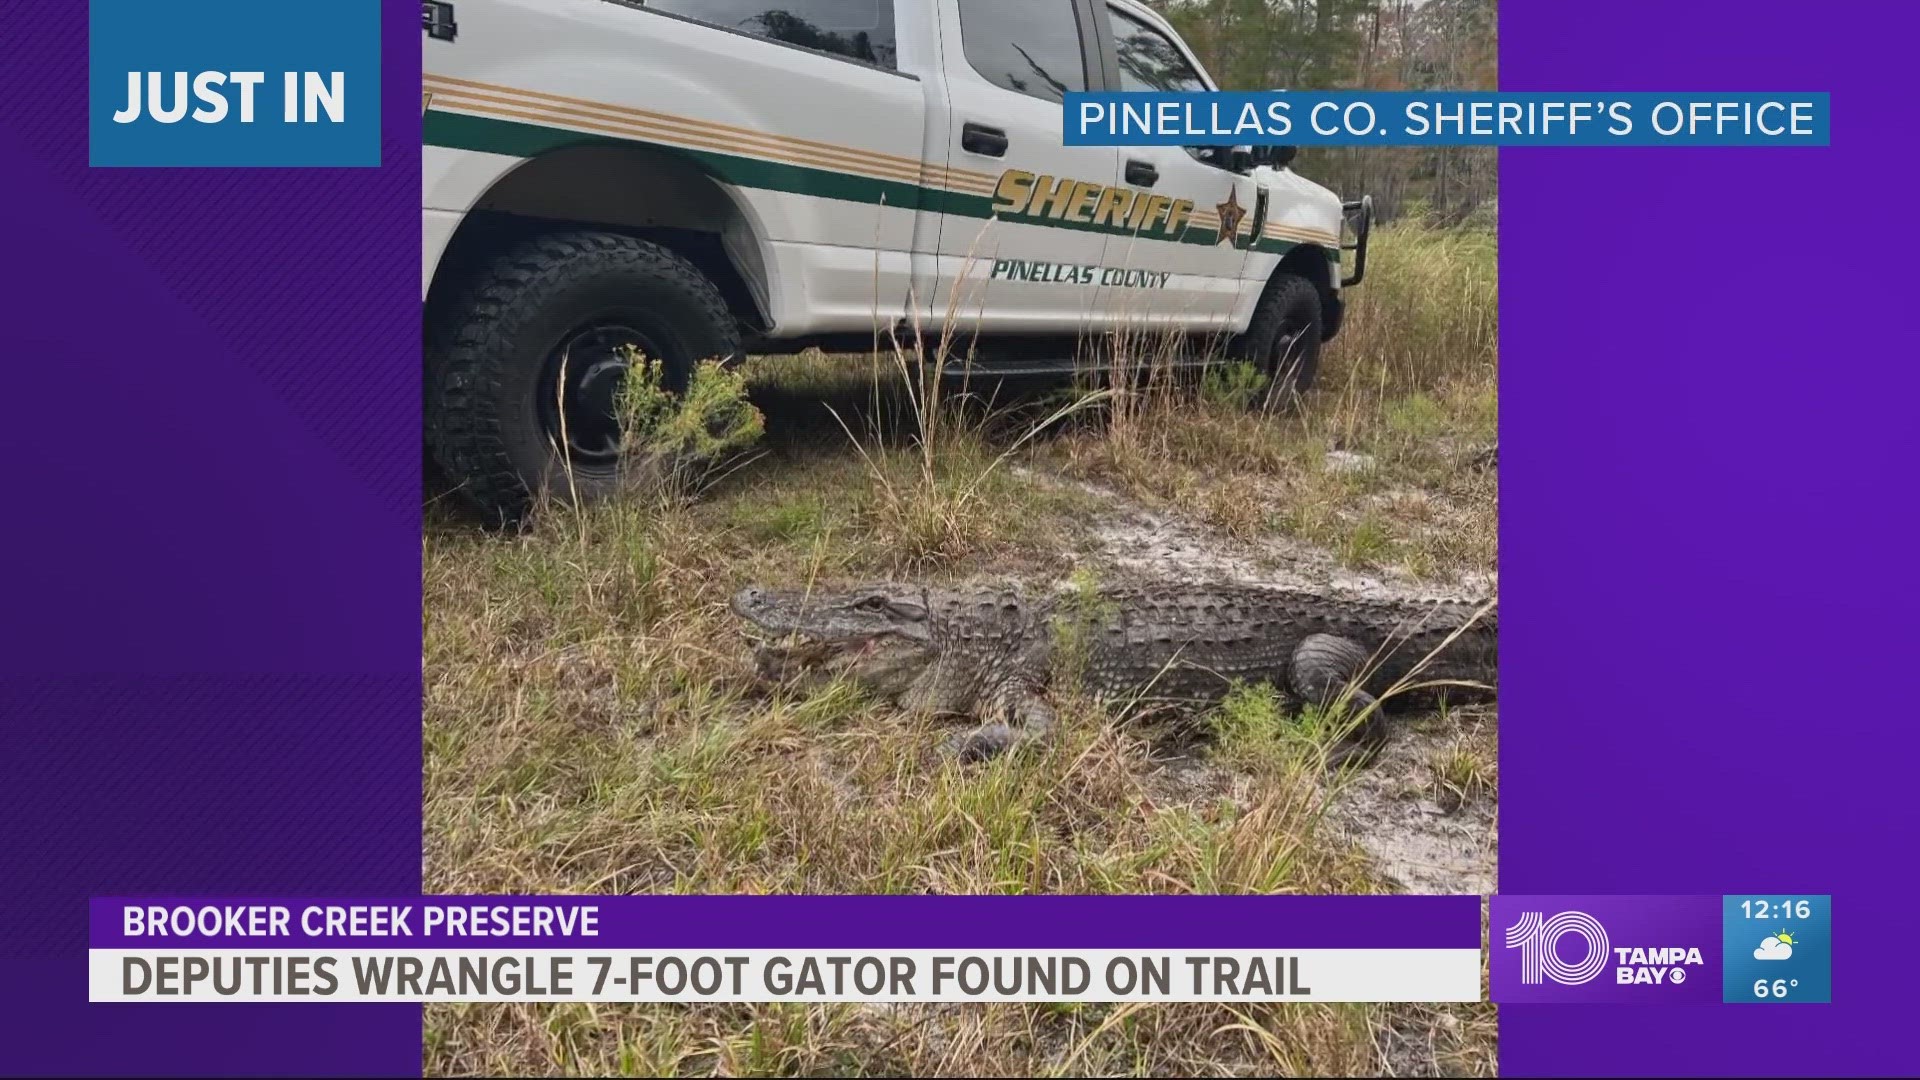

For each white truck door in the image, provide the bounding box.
[564,0,926,339]
[927,0,1121,337]
[1094,2,1261,334]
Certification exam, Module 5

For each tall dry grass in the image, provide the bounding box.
[1044,219,1499,578]
[1313,217,1497,437]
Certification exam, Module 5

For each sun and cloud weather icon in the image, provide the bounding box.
[1753,931,1797,961]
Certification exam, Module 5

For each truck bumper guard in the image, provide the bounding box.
[1340,195,1373,289]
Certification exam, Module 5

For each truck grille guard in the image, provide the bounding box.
[1340,195,1373,289]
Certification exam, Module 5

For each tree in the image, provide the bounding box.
[1143,0,1498,224]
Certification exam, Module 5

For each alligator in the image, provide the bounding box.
[730,581,1496,762]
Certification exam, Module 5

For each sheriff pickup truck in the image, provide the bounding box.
[423,0,1371,516]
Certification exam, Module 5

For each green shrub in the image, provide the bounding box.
[613,350,765,502]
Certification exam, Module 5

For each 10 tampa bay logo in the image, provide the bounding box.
[1506,910,1705,987]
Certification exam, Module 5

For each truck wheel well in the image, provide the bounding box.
[426,146,771,334]
[1270,245,1344,342]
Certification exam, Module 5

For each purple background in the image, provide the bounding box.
[1502,0,1914,1075]
[88,895,1478,950]
[0,1,423,1076]
[1490,895,1721,1005]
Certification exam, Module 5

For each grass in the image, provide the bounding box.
[1428,712,1499,814]
[1039,217,1498,580]
[423,219,1498,1076]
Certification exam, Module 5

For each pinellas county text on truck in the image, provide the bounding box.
[422,0,1372,518]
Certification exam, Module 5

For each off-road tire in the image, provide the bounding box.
[1228,271,1324,410]
[425,231,740,524]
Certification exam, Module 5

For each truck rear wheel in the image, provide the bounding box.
[1230,271,1324,410]
[425,230,740,523]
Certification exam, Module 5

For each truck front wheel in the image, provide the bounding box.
[425,230,740,523]
[1229,271,1324,409]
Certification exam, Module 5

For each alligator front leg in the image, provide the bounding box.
[943,682,1058,764]
[1288,633,1387,757]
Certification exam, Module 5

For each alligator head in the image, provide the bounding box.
[729,584,941,701]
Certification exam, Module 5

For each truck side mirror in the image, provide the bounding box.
[1268,145,1298,168]
[1193,145,1233,170]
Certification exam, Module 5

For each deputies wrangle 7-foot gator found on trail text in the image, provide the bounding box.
[422,0,1373,520]
[731,582,1497,762]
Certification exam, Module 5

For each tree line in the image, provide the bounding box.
[1146,0,1498,225]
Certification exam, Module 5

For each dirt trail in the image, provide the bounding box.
[1040,469,1495,604]
[1331,714,1496,897]
[1018,467,1498,897]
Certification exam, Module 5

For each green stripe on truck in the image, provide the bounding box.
[428,110,1328,260]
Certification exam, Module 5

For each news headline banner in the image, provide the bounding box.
[1064,92,1830,147]
[89,895,1480,1004]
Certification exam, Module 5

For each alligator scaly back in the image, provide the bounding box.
[732,580,1497,762]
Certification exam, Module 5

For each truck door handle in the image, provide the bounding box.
[1125,160,1159,187]
[962,123,1009,157]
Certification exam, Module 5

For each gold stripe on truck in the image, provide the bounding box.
[1265,221,1340,245]
[423,74,998,196]
[425,87,924,185]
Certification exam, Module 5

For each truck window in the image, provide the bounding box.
[957,0,1088,104]
[642,1,897,70]
[1110,6,1210,93]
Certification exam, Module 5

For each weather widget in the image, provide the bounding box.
[1722,895,1830,1003]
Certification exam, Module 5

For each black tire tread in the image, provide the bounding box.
[424,230,738,523]
[1228,270,1324,399]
